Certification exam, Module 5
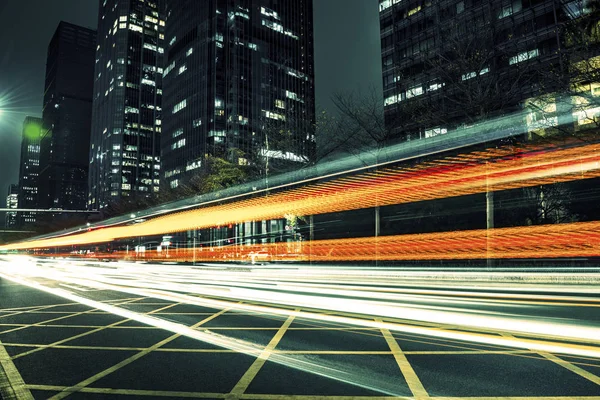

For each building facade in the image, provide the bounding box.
[89,0,165,210]
[40,22,96,211]
[378,0,593,140]
[5,184,19,229]
[161,0,315,190]
[18,117,43,226]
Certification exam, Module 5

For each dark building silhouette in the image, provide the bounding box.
[89,0,165,210]
[5,184,18,229]
[378,0,595,140]
[39,22,96,211]
[161,0,315,190]
[18,117,43,226]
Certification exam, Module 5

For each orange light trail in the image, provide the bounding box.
[38,219,600,262]
[2,140,600,251]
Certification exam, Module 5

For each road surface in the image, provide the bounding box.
[0,256,599,399]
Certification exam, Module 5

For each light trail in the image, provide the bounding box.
[2,139,600,251]
[0,263,405,396]
[1,257,598,360]
[35,218,600,262]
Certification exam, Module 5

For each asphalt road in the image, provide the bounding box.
[0,257,599,399]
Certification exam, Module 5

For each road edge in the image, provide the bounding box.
[0,340,34,400]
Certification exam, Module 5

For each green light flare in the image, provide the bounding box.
[23,122,42,140]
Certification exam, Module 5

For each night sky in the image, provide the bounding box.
[0,0,382,205]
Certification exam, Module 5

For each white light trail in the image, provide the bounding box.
[1,256,599,361]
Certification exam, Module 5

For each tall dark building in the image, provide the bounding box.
[18,117,43,226]
[40,22,96,211]
[161,0,315,190]
[378,0,594,140]
[89,0,165,210]
[5,184,18,229]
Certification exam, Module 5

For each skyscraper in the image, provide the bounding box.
[5,184,18,229]
[39,22,96,211]
[89,0,165,210]
[161,0,315,190]
[378,0,593,140]
[18,117,43,226]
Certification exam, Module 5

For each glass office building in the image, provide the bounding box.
[161,0,315,189]
[89,0,165,210]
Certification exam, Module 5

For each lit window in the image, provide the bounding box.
[171,138,186,149]
[285,90,303,102]
[260,6,280,20]
[173,99,187,114]
[143,43,157,52]
[186,159,202,171]
[275,99,285,109]
[172,128,183,138]
[407,6,422,16]
[406,85,423,99]
[429,82,443,91]
[262,19,283,33]
[208,130,226,137]
[186,47,193,56]
[262,110,286,121]
[165,168,181,178]
[384,95,399,106]
[163,61,175,77]
[129,24,143,33]
[509,49,539,65]
[462,68,489,81]
[379,0,392,12]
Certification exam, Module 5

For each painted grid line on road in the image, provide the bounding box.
[10,300,178,360]
[26,383,600,399]
[47,306,233,400]
[378,318,429,400]
[229,312,297,397]
[501,333,600,387]
[0,339,33,400]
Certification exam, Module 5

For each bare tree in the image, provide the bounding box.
[527,0,600,140]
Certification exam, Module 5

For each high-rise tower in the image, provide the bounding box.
[40,22,96,211]
[161,0,315,190]
[378,0,598,140]
[89,0,165,210]
[18,117,43,226]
